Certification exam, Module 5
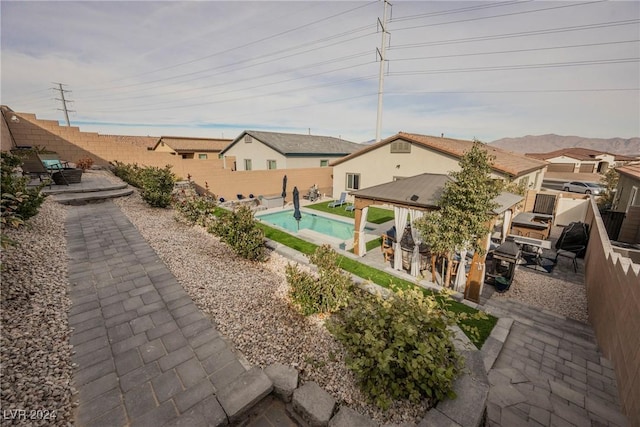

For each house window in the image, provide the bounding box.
[198,154,208,160]
[320,160,329,167]
[390,140,411,153]
[244,135,252,143]
[346,173,360,190]
[629,186,639,211]
[267,160,277,170]
[244,159,252,170]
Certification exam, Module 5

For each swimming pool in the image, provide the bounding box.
[257,210,371,240]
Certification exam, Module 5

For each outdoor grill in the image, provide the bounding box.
[487,239,521,292]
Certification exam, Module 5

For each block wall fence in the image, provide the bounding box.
[1,108,333,200]
[584,198,640,425]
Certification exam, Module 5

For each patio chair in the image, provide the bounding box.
[328,192,346,208]
[345,203,355,212]
[38,153,69,172]
[11,150,60,187]
[381,233,394,262]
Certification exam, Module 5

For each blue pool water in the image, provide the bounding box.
[257,210,370,240]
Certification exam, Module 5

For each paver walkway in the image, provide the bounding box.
[66,201,252,426]
[482,297,629,427]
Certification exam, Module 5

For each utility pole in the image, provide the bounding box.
[375,0,391,142]
[52,82,74,126]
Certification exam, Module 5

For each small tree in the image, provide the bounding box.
[415,141,500,287]
[598,168,619,211]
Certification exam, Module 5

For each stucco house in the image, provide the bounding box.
[613,163,640,213]
[331,132,548,199]
[152,136,231,159]
[525,148,636,174]
[219,130,362,171]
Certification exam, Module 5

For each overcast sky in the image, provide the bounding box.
[1,0,639,143]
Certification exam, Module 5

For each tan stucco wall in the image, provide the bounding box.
[223,139,287,170]
[285,156,340,169]
[331,141,538,198]
[584,199,640,425]
[153,143,175,153]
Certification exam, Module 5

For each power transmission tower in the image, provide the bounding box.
[375,0,391,142]
[52,82,75,126]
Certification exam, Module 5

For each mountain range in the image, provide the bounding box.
[489,134,640,156]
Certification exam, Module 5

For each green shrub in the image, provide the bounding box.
[173,188,218,227]
[287,244,352,315]
[328,287,466,409]
[209,205,265,261]
[111,161,143,188]
[111,162,175,208]
[1,152,47,223]
[139,165,175,208]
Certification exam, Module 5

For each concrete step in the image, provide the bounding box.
[216,367,273,423]
[42,182,128,195]
[50,188,133,205]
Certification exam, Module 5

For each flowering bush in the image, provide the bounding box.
[75,157,94,171]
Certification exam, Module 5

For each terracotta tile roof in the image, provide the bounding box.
[157,136,232,153]
[332,132,547,177]
[220,130,361,156]
[616,163,640,180]
[526,147,637,162]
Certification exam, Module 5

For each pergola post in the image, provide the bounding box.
[352,197,374,256]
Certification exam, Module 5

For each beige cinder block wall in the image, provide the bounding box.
[1,108,332,201]
[583,198,640,425]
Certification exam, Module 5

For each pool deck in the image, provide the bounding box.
[255,198,392,251]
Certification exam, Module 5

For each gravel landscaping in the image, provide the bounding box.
[0,180,589,425]
[491,267,589,323]
[113,190,430,424]
[1,200,75,426]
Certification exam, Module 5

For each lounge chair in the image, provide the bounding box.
[38,153,69,172]
[11,150,59,187]
[345,203,355,212]
[328,192,346,208]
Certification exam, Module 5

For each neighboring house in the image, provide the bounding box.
[613,163,640,213]
[152,136,231,159]
[219,130,362,171]
[525,148,636,174]
[331,132,548,199]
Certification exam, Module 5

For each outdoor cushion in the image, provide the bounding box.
[41,159,64,170]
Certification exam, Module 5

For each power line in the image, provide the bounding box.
[391,0,606,32]
[390,19,640,50]
[386,88,640,94]
[89,1,378,87]
[91,74,379,113]
[390,0,531,23]
[92,60,376,110]
[388,57,639,76]
[390,39,640,62]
